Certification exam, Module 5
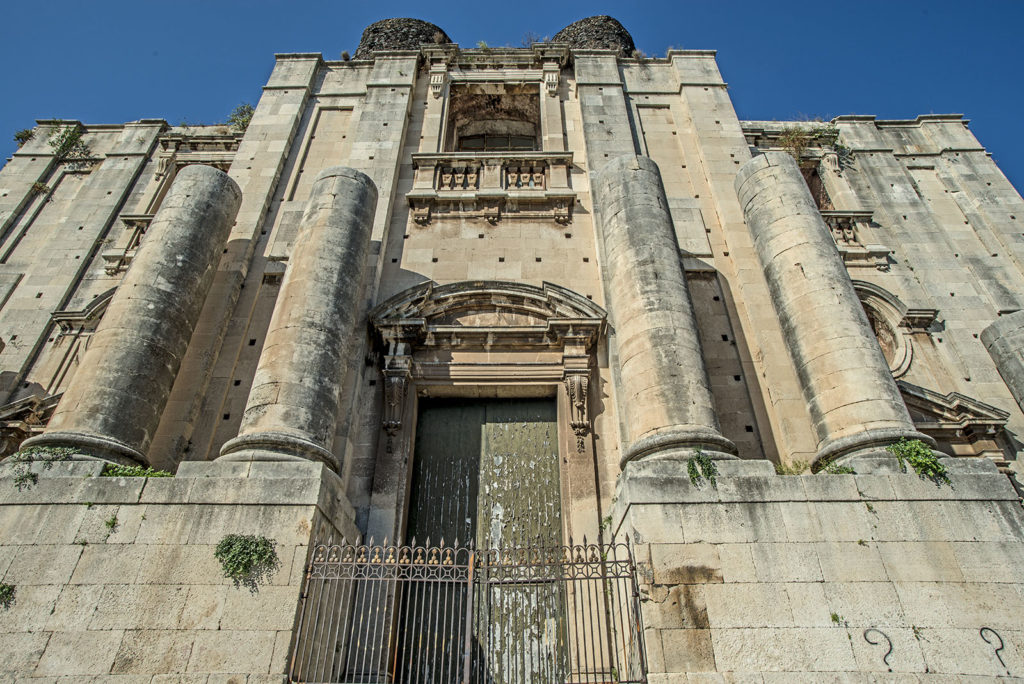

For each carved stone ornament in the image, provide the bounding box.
[429,70,447,99]
[563,372,590,453]
[382,358,411,454]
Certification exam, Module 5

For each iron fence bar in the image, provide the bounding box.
[461,549,475,684]
[290,540,645,684]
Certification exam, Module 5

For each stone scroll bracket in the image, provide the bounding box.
[376,326,419,457]
[562,333,593,454]
[382,357,411,455]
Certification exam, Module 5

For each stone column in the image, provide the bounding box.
[219,167,377,471]
[982,312,1024,414]
[595,154,736,466]
[24,165,242,464]
[735,152,932,465]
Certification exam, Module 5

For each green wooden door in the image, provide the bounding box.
[404,398,567,683]
[407,397,561,548]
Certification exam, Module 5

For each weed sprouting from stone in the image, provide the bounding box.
[0,582,15,610]
[687,448,717,488]
[886,438,949,485]
[215,534,280,593]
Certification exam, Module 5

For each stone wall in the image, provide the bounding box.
[0,461,354,682]
[616,458,1024,680]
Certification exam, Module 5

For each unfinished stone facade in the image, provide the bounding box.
[1,15,1024,682]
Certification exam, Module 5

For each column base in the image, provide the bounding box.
[620,425,737,469]
[218,431,339,472]
[815,427,937,470]
[20,430,146,466]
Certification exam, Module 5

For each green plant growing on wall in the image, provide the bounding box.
[779,125,812,161]
[30,182,50,196]
[886,438,949,485]
[215,534,280,592]
[822,461,856,475]
[775,460,809,475]
[48,124,90,163]
[227,103,255,133]
[14,129,33,148]
[0,582,15,609]
[100,463,172,478]
[5,445,77,490]
[687,448,717,488]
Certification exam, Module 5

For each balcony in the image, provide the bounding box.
[820,210,892,270]
[406,152,575,226]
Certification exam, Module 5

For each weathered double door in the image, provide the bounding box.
[402,397,567,683]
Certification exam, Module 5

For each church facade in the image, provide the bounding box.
[2,16,1024,681]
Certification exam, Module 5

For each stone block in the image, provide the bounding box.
[137,544,224,585]
[717,544,757,582]
[2,583,61,631]
[681,502,788,544]
[45,583,103,630]
[651,543,722,584]
[0,631,50,676]
[877,542,963,582]
[661,628,716,673]
[4,544,82,585]
[179,584,227,630]
[70,543,146,584]
[824,582,906,627]
[915,628,1021,676]
[139,477,195,504]
[624,503,684,544]
[952,541,1024,582]
[135,505,195,544]
[219,584,301,631]
[749,543,822,582]
[705,583,792,628]
[777,501,824,542]
[784,582,831,627]
[802,474,860,501]
[74,504,142,544]
[815,542,888,582]
[268,629,294,676]
[716,475,804,503]
[34,629,124,676]
[112,630,195,674]
[90,584,188,629]
[711,626,857,672]
[187,630,277,674]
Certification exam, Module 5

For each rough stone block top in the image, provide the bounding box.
[354,18,450,59]
[552,15,635,54]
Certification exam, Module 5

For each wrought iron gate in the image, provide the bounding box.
[289,538,647,683]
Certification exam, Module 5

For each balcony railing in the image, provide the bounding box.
[407,152,575,226]
[820,210,891,270]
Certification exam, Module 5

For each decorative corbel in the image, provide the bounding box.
[429,69,447,99]
[563,371,590,453]
[382,356,411,454]
[543,63,560,97]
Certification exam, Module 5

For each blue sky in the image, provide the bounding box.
[2,1,1022,192]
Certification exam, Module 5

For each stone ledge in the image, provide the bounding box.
[614,458,1020,534]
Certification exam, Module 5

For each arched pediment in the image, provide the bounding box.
[371,281,606,350]
[372,280,606,323]
[51,288,116,334]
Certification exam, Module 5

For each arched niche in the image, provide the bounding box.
[851,280,936,379]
